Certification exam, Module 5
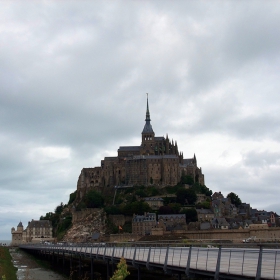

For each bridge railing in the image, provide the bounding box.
[20,242,280,279]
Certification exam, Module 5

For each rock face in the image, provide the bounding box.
[63,208,106,243]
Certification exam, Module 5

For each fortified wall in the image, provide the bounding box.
[72,208,103,223]
[173,228,280,243]
[109,228,280,243]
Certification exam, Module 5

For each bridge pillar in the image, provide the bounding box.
[91,257,94,280]
[214,245,222,280]
[106,259,110,280]
[137,265,141,280]
[163,245,170,274]
[185,245,192,277]
[63,252,65,274]
[70,252,73,272]
[256,245,263,280]
[79,255,82,278]
[111,245,115,276]
[146,247,151,270]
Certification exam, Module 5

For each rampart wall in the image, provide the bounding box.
[72,208,102,223]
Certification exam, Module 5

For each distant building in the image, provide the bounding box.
[11,220,53,245]
[158,214,187,231]
[196,209,214,221]
[132,213,157,235]
[76,96,205,200]
[143,197,164,210]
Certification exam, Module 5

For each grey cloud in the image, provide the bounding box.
[1,1,280,239]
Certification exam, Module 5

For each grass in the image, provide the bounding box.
[0,247,17,280]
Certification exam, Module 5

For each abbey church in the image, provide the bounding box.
[76,96,205,200]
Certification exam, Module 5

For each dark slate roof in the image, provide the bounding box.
[142,122,154,134]
[118,146,141,151]
[213,218,229,226]
[104,157,118,161]
[158,214,186,219]
[154,137,165,141]
[17,221,23,227]
[133,213,156,222]
[200,222,211,230]
[132,155,178,160]
[28,220,52,228]
[92,233,100,240]
[196,209,214,215]
[182,158,194,166]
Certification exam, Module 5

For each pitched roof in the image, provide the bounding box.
[118,146,141,151]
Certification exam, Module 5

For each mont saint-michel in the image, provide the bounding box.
[11,96,280,246]
[76,95,204,201]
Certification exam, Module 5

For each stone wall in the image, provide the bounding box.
[179,227,280,243]
[63,208,106,243]
[109,233,142,242]
[72,208,102,223]
[108,215,125,227]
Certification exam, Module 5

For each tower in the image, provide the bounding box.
[141,93,155,155]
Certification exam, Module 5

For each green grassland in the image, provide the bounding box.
[0,247,17,280]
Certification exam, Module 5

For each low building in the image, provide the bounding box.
[132,213,157,235]
[196,209,214,221]
[211,218,229,229]
[143,197,164,210]
[11,220,53,245]
[158,214,187,231]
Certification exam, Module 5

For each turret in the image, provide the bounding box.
[17,221,23,232]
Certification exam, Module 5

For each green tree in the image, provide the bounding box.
[196,201,211,209]
[180,208,198,223]
[121,201,151,215]
[227,192,242,207]
[110,257,130,280]
[181,175,194,185]
[68,191,77,204]
[158,205,174,214]
[168,203,181,214]
[104,205,121,215]
[84,190,104,208]
[55,202,64,215]
[176,188,197,205]
[192,183,213,196]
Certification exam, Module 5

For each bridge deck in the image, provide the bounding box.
[19,243,280,279]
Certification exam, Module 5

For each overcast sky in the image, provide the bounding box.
[1,1,280,240]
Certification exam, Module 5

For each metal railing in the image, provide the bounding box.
[20,242,280,279]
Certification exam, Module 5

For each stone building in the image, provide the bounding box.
[11,222,24,244]
[143,197,164,210]
[76,96,205,200]
[132,212,157,235]
[158,214,187,231]
[11,220,53,245]
[196,209,214,221]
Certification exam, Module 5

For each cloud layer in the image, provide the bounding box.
[1,1,280,239]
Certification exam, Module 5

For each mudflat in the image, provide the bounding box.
[9,248,66,280]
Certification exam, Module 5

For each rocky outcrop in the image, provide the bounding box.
[63,208,106,243]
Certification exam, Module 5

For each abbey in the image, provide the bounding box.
[76,96,205,199]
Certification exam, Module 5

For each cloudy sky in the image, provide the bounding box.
[1,1,280,240]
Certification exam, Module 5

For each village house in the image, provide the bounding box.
[196,209,214,221]
[143,197,164,210]
[132,212,157,235]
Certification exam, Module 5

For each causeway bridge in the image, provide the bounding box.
[19,242,280,280]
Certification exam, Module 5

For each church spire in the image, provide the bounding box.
[145,93,151,122]
[142,93,154,134]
